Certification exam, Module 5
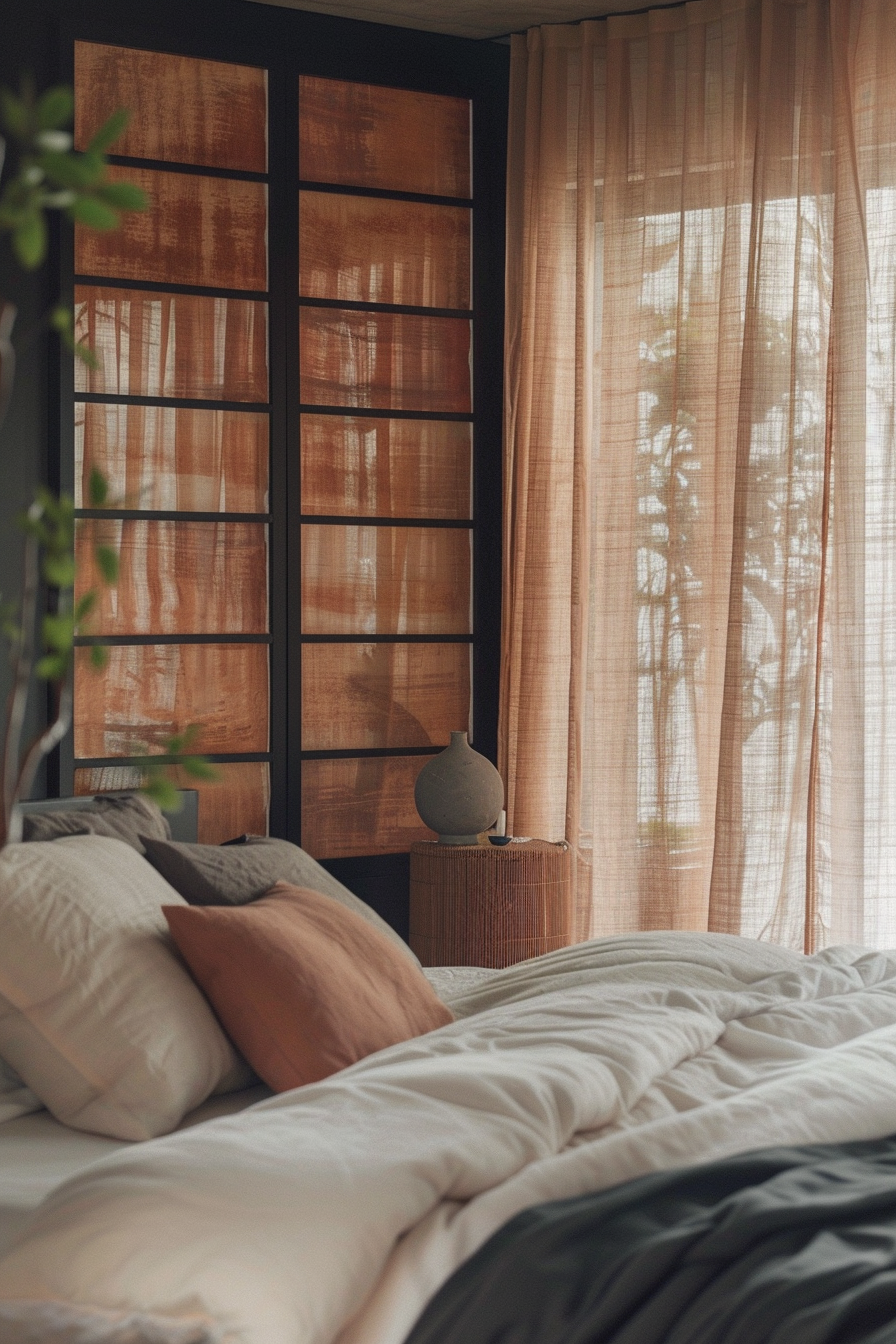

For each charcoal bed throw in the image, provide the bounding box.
[404,1137,896,1344]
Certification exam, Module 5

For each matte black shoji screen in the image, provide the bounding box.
[65,40,490,864]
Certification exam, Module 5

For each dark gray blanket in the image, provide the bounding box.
[403,1137,896,1344]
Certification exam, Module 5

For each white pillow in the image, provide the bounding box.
[0,1056,42,1124]
[0,836,251,1140]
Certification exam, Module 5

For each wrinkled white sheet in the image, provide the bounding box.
[3,933,896,1344]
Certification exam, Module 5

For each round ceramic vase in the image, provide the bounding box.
[414,731,505,845]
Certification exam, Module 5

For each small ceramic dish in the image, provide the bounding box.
[488,834,513,846]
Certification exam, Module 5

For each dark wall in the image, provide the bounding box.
[0,3,60,794]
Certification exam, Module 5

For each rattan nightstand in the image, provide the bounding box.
[409,839,573,968]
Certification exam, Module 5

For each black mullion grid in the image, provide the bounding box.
[106,153,268,185]
[299,179,472,209]
[74,753,272,769]
[75,275,270,302]
[295,116,477,836]
[300,515,471,528]
[76,509,270,523]
[74,634,273,646]
[299,296,472,320]
[301,634,472,644]
[73,746,437,767]
[69,156,275,798]
[298,405,471,422]
[77,393,271,413]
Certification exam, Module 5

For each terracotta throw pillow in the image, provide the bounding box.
[163,883,454,1092]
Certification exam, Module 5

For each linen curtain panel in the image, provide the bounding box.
[501,0,896,950]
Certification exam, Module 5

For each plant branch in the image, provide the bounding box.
[7,675,72,844]
[0,297,17,443]
[0,524,39,847]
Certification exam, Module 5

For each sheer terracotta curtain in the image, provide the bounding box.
[501,0,896,950]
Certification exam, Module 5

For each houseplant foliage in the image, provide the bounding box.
[0,81,210,848]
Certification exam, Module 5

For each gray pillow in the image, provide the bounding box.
[140,835,420,964]
[21,792,172,853]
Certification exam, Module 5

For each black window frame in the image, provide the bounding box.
[52,0,508,930]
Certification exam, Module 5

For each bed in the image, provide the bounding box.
[2,795,896,1342]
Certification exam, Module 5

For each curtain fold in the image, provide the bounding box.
[501,0,896,950]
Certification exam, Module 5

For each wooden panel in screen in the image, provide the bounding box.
[75,288,268,402]
[74,762,270,844]
[301,525,472,634]
[301,755,437,858]
[299,77,470,198]
[299,193,470,310]
[75,405,269,513]
[74,43,267,173]
[299,309,471,413]
[75,167,267,291]
[75,520,268,636]
[74,643,269,758]
[300,415,471,518]
[302,643,470,751]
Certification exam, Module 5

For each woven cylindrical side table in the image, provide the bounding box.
[409,840,573,968]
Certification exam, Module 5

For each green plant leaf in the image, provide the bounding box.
[0,89,29,138]
[74,589,97,622]
[42,611,75,652]
[74,341,100,370]
[90,643,109,670]
[178,756,220,782]
[141,774,181,812]
[12,210,47,268]
[95,544,119,583]
[88,467,109,507]
[36,86,73,130]
[68,195,119,230]
[97,180,146,211]
[165,724,202,755]
[35,653,68,681]
[42,553,76,588]
[86,107,130,153]
[37,150,98,190]
[50,305,72,335]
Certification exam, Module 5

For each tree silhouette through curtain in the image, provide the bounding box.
[502,0,896,951]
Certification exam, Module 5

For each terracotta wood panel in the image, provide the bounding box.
[301,755,436,859]
[299,77,470,198]
[76,405,268,514]
[75,288,269,403]
[75,520,268,636]
[74,762,270,845]
[299,308,472,413]
[302,643,470,751]
[74,43,267,172]
[299,193,470,310]
[300,415,471,519]
[301,524,472,635]
[75,167,268,291]
[74,643,269,758]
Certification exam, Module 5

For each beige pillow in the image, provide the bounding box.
[21,791,172,852]
[0,836,251,1140]
[141,835,420,963]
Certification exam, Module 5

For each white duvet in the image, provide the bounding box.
[3,932,896,1344]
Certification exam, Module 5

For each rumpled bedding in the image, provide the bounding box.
[2,933,896,1344]
[405,1136,896,1344]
